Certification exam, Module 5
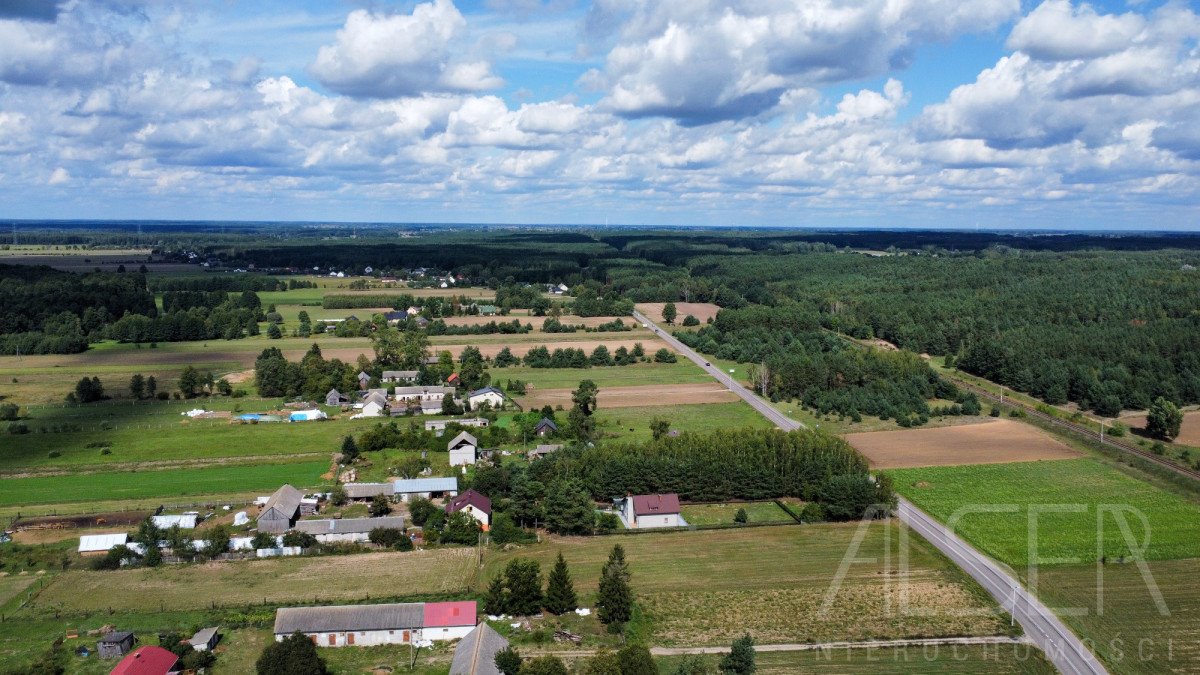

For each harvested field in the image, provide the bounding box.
[523,383,739,409]
[636,302,721,325]
[1119,410,1200,446]
[437,315,638,329]
[845,419,1080,469]
[31,548,476,612]
[13,510,153,531]
[317,339,669,362]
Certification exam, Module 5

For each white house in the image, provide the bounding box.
[381,370,419,383]
[621,493,683,529]
[447,431,478,466]
[467,387,505,409]
[273,601,476,647]
[445,489,491,530]
[424,418,490,435]
[293,516,406,544]
[394,386,457,405]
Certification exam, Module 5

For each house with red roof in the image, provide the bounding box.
[423,601,478,641]
[445,489,491,530]
[109,646,179,675]
[621,493,683,529]
[271,601,476,647]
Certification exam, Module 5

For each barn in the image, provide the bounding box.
[393,477,458,502]
[447,431,478,467]
[258,484,303,533]
[273,601,476,647]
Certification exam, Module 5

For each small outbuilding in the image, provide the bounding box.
[528,444,562,461]
[533,418,558,437]
[343,483,395,501]
[293,516,406,543]
[381,370,419,383]
[326,388,350,406]
[78,532,128,555]
[273,601,476,647]
[357,371,371,389]
[447,431,478,467]
[393,477,458,502]
[97,630,135,658]
[189,626,219,651]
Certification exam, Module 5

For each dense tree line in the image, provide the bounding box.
[255,345,358,399]
[147,275,302,292]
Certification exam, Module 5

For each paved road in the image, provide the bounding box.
[635,310,1107,675]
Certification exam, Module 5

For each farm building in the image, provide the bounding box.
[109,646,178,675]
[420,399,445,415]
[447,431,478,467]
[534,418,558,436]
[620,493,683,529]
[446,489,491,529]
[528,444,562,460]
[343,482,395,500]
[189,627,219,651]
[394,385,457,404]
[258,484,304,533]
[294,516,406,543]
[357,371,371,389]
[381,370,419,383]
[289,409,327,422]
[359,391,390,418]
[467,387,505,409]
[393,477,458,502]
[78,532,128,555]
[450,623,510,675]
[273,601,476,647]
[151,514,197,529]
[97,631,135,658]
[326,389,350,406]
[425,417,490,435]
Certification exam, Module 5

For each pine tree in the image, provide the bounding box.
[340,435,360,463]
[596,545,632,627]
[718,634,755,675]
[485,574,508,616]
[544,553,578,615]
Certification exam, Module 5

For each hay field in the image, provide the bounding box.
[523,383,739,409]
[1119,410,1200,447]
[635,302,721,324]
[845,419,1080,469]
[32,548,476,612]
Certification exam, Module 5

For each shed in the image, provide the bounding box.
[258,484,303,533]
[97,630,135,658]
[343,483,395,500]
[357,371,371,389]
[534,418,558,436]
[189,626,219,651]
[326,388,349,406]
[528,444,562,460]
[109,646,178,675]
[393,477,458,502]
[79,532,128,555]
[450,623,510,675]
[294,516,405,543]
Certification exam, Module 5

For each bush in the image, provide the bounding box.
[799,502,826,523]
[368,527,411,550]
[47,450,61,458]
[681,315,700,326]
[733,508,748,524]
[7,422,29,435]
[156,391,170,400]
[0,403,18,421]
[653,348,677,363]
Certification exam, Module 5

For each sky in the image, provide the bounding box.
[0,0,1198,229]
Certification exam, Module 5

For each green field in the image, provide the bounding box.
[891,459,1200,567]
[655,645,1056,674]
[496,361,711,389]
[678,501,792,526]
[0,461,328,507]
[484,524,1012,646]
[597,402,772,443]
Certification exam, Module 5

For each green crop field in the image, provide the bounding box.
[890,459,1200,567]
[597,402,772,443]
[495,361,711,389]
[655,645,1056,674]
[484,524,1012,646]
[678,501,793,526]
[0,461,328,507]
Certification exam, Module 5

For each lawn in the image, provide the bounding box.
[678,501,793,526]
[597,402,773,443]
[0,460,328,507]
[655,645,1056,674]
[30,547,477,613]
[890,459,1200,567]
[1034,559,1200,675]
[484,524,1012,646]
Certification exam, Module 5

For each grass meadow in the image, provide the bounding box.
[678,501,793,526]
[595,402,772,443]
[654,646,1056,674]
[890,459,1200,567]
[0,460,328,507]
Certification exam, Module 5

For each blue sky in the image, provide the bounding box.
[0,0,1197,229]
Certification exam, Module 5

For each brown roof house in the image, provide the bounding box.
[620,493,683,529]
[446,489,491,530]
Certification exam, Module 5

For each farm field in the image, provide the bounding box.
[845,419,1081,469]
[493,360,712,389]
[0,574,38,607]
[635,302,722,325]
[484,524,1013,646]
[678,501,793,525]
[29,547,476,613]
[0,460,328,507]
[654,645,1056,674]
[1035,559,1200,674]
[524,383,740,409]
[1119,410,1200,447]
[596,402,773,442]
[891,459,1200,567]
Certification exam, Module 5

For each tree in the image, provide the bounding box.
[662,302,677,325]
[650,417,671,441]
[618,644,657,675]
[369,494,392,517]
[653,348,677,363]
[202,525,231,558]
[682,314,700,327]
[178,365,200,397]
[441,393,463,415]
[485,574,508,616]
[1147,396,1183,440]
[819,474,885,522]
[544,553,578,614]
[146,375,157,399]
[256,631,329,675]
[340,435,360,463]
[495,647,522,675]
[583,650,621,675]
[460,345,489,390]
[73,376,104,403]
[282,530,317,548]
[519,656,567,675]
[252,531,277,549]
[673,655,709,675]
[0,402,18,421]
[267,322,283,339]
[631,343,645,359]
[441,510,481,544]
[132,516,161,547]
[597,544,632,627]
[719,634,755,675]
[734,508,748,524]
[408,497,437,526]
[544,478,595,535]
[503,558,543,616]
[129,373,145,400]
[572,379,599,416]
[216,377,233,395]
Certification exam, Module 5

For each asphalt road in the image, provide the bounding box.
[634,309,1108,675]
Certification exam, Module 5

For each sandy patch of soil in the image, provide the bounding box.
[522,383,739,409]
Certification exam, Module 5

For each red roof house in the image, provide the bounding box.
[423,600,477,628]
[446,373,460,385]
[109,646,179,675]
[624,493,682,529]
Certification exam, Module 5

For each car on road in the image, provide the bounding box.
[704,362,710,366]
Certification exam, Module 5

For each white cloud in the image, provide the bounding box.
[1007,0,1145,62]
[309,1,502,98]
[47,167,70,185]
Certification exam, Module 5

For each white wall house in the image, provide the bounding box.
[622,493,683,529]
[446,490,491,530]
[273,601,476,648]
[467,387,505,409]
[447,431,478,467]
